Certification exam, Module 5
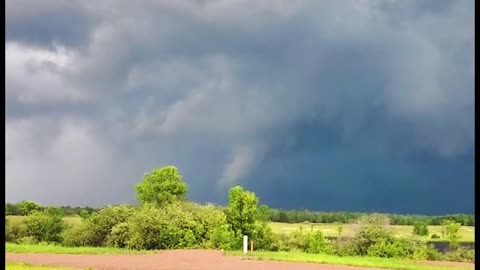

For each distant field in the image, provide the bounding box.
[269,222,475,242]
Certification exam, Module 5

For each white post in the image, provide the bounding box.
[243,235,248,254]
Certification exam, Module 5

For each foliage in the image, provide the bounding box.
[443,220,462,250]
[18,201,42,216]
[23,210,65,243]
[135,166,188,207]
[61,224,90,247]
[225,185,259,239]
[352,222,395,255]
[83,205,134,246]
[107,222,130,248]
[443,247,475,262]
[413,222,429,236]
[306,231,332,254]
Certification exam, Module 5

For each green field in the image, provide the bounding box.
[269,222,475,242]
[230,251,473,270]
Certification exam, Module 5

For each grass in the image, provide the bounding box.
[228,251,473,270]
[269,222,475,242]
[5,263,80,270]
[6,243,153,255]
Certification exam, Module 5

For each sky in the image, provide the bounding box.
[5,0,474,215]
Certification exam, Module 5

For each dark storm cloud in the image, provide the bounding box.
[5,0,474,214]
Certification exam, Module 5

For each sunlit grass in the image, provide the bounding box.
[6,243,153,255]
[228,251,473,270]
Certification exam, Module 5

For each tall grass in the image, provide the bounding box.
[6,243,153,255]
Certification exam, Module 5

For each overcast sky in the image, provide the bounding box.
[5,0,474,214]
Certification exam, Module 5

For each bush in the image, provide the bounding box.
[24,210,65,243]
[126,203,200,250]
[353,223,395,255]
[107,222,130,248]
[425,245,443,261]
[443,247,475,263]
[5,221,27,243]
[17,236,39,245]
[430,234,440,239]
[61,224,90,247]
[306,231,332,254]
[84,205,134,246]
[413,222,429,236]
[332,238,358,256]
[250,221,275,251]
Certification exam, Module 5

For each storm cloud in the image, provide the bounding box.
[5,0,474,214]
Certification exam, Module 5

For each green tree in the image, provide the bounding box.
[18,200,42,216]
[135,166,188,206]
[225,186,259,238]
[443,220,462,250]
[413,222,429,236]
[337,225,343,236]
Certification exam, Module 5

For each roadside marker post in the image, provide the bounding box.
[243,235,248,254]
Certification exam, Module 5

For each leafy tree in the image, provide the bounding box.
[135,166,188,206]
[444,220,462,250]
[225,186,259,238]
[413,222,429,236]
[18,200,42,216]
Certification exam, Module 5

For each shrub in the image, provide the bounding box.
[353,223,395,255]
[443,247,475,263]
[17,236,38,245]
[5,221,26,243]
[84,205,134,246]
[107,222,130,248]
[24,210,65,243]
[413,222,429,236]
[126,203,201,250]
[61,224,90,247]
[306,231,331,254]
[251,221,275,251]
[425,245,443,261]
[430,234,440,239]
[332,238,358,256]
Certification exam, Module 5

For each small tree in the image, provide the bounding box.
[135,166,188,207]
[337,225,343,236]
[413,222,429,236]
[444,220,461,250]
[225,186,259,239]
[18,200,42,216]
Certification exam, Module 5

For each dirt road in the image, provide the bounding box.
[6,250,384,270]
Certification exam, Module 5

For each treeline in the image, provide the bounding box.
[267,209,475,226]
[6,201,97,217]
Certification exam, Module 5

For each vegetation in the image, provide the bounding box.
[135,166,188,206]
[6,243,150,254]
[231,251,473,270]
[413,222,429,236]
[6,263,76,270]
[4,165,475,265]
